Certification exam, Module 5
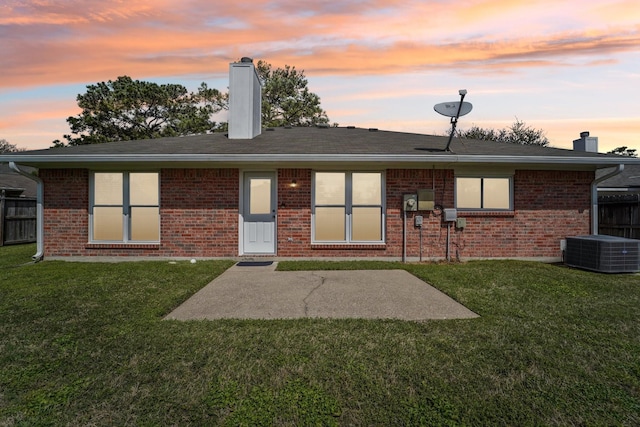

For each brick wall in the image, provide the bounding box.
[277,169,312,256]
[159,169,239,257]
[275,168,592,260]
[41,168,239,258]
[40,167,593,260]
[385,169,453,260]
[41,169,89,256]
[449,170,591,259]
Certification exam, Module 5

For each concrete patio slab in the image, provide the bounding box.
[165,263,479,321]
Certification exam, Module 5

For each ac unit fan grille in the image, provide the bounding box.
[565,235,640,273]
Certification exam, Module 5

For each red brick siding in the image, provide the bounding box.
[512,170,591,257]
[41,169,89,256]
[159,169,239,257]
[41,168,239,257]
[40,167,593,260]
[442,170,592,259]
[385,169,453,260]
[277,169,312,256]
[275,169,591,259]
[275,169,453,258]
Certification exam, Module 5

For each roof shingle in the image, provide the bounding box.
[1,127,637,170]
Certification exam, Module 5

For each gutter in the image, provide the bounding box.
[1,153,637,167]
[8,162,44,261]
[591,164,624,235]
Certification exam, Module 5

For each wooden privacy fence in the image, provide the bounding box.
[0,194,37,246]
[598,194,640,239]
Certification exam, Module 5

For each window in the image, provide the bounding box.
[455,177,512,210]
[313,172,384,243]
[91,172,160,242]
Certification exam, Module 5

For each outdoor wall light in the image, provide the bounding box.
[290,179,298,188]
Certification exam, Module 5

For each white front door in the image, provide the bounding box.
[242,172,276,254]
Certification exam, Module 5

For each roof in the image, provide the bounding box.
[597,164,640,190]
[1,126,638,170]
[0,164,37,197]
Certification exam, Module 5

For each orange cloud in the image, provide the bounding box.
[0,0,168,25]
[2,0,639,90]
[2,0,640,152]
[589,0,640,23]
[0,98,78,131]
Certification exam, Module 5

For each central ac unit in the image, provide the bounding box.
[565,235,640,273]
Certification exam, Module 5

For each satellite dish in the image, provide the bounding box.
[433,89,472,152]
[434,101,473,118]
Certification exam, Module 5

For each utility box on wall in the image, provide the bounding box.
[443,208,457,222]
[417,189,435,211]
[403,194,418,211]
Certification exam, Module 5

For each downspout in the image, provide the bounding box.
[591,164,624,235]
[8,162,44,261]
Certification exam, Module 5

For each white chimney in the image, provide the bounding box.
[573,131,598,152]
[228,58,262,139]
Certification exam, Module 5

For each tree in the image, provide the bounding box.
[54,61,331,146]
[0,138,24,153]
[607,146,638,157]
[56,76,226,146]
[457,119,550,147]
[256,60,330,127]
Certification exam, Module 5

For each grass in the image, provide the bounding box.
[1,245,639,425]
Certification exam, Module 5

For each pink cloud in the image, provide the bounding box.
[2,0,640,151]
[2,0,639,90]
[0,0,167,25]
[0,98,78,131]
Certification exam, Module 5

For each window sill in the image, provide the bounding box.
[458,211,515,217]
[86,243,161,250]
[312,243,386,250]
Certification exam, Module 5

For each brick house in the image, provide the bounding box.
[1,60,636,261]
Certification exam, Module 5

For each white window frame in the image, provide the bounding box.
[89,171,160,243]
[312,171,385,244]
[455,175,513,211]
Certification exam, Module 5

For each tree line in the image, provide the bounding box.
[456,121,637,156]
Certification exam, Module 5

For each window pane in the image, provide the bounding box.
[315,207,345,241]
[94,173,122,205]
[131,207,160,241]
[483,178,510,209]
[456,178,481,209]
[352,173,381,205]
[93,207,123,240]
[352,207,382,241]
[250,178,271,214]
[130,173,159,205]
[315,173,345,205]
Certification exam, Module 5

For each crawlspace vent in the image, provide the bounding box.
[565,235,640,273]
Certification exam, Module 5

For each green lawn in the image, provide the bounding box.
[1,245,639,426]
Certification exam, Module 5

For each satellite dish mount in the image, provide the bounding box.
[434,89,472,152]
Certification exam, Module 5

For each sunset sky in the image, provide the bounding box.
[1,0,639,152]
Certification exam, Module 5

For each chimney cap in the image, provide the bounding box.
[240,57,253,63]
[580,131,590,138]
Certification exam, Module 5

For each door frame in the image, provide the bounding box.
[239,170,277,255]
